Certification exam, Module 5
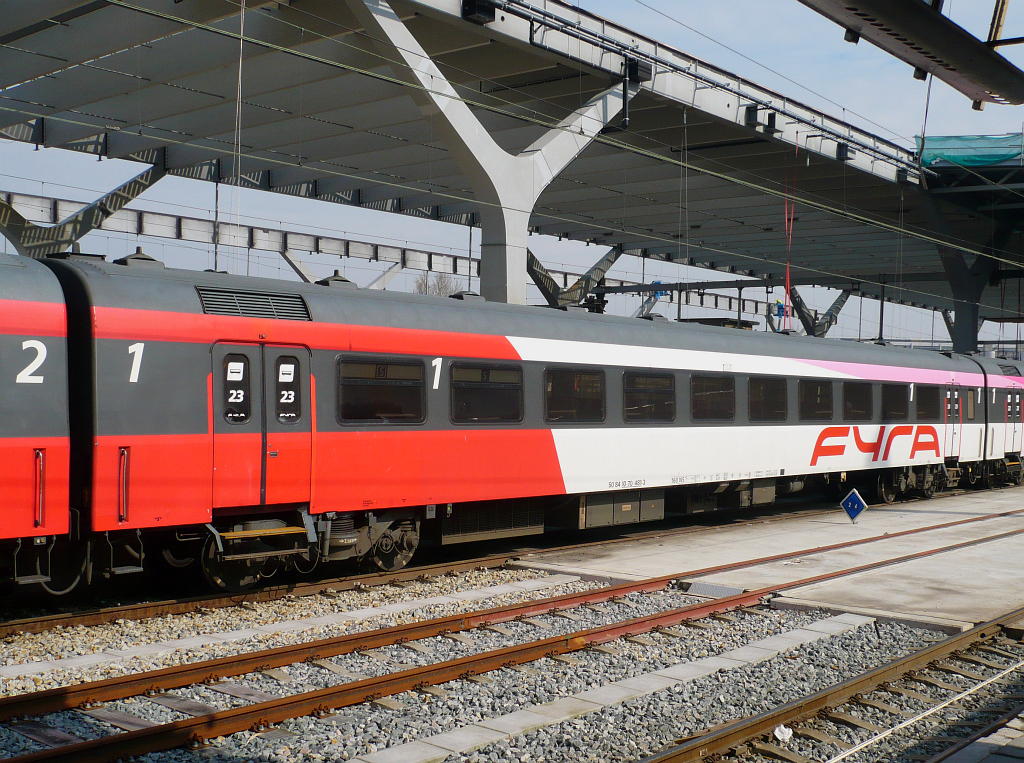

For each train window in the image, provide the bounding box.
[966,389,976,420]
[545,368,605,423]
[451,364,523,423]
[748,377,787,422]
[223,354,251,424]
[916,385,941,421]
[799,379,833,421]
[337,359,425,423]
[691,375,735,421]
[882,384,909,420]
[623,371,675,422]
[842,382,872,421]
[275,357,302,424]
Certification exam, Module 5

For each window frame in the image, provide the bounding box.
[274,355,303,425]
[915,384,941,422]
[881,383,910,421]
[622,370,676,423]
[747,375,788,423]
[842,381,873,422]
[222,353,252,425]
[336,355,427,425]
[798,378,834,422]
[449,362,525,425]
[543,367,607,424]
[690,374,736,422]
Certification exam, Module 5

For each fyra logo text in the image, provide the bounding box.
[810,426,941,466]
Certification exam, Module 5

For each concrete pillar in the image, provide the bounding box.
[919,188,1006,354]
[345,0,636,303]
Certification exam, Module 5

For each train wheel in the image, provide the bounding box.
[159,547,197,570]
[874,472,897,504]
[360,521,419,573]
[200,536,260,592]
[39,538,89,596]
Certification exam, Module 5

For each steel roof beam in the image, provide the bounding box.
[407,0,920,184]
[796,0,1024,104]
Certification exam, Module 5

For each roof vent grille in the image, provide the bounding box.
[196,286,311,321]
[999,363,1019,377]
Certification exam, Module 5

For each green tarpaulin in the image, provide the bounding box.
[917,134,1024,167]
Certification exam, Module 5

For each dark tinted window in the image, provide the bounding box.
[691,375,735,421]
[748,377,787,422]
[338,359,425,423]
[275,356,301,424]
[966,389,976,420]
[545,369,605,422]
[451,365,523,423]
[842,382,872,421]
[882,384,909,420]
[916,385,941,421]
[223,354,251,424]
[799,379,833,421]
[623,372,675,422]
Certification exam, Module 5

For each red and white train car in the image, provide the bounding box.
[2,250,1021,592]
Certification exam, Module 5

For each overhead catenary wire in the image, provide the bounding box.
[9,0,1013,267]
[626,0,918,147]
[80,0,1022,270]
[3,101,1021,322]
[2,2,1022,322]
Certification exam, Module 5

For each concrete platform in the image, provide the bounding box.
[944,715,1024,763]
[515,488,1024,630]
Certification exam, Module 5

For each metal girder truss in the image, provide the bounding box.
[631,293,661,319]
[788,286,852,337]
[0,161,164,258]
[526,246,623,308]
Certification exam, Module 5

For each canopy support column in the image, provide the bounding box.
[345,0,636,303]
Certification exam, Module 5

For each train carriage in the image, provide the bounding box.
[0,255,71,591]
[2,249,1020,593]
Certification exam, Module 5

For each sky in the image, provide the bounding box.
[2,0,1023,347]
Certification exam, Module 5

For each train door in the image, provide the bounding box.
[212,343,312,508]
[262,346,312,505]
[944,385,961,459]
[1009,388,1022,454]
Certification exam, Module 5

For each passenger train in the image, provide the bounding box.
[2,249,1022,593]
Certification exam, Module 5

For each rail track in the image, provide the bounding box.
[0,487,1007,639]
[644,617,1024,763]
[3,519,1023,762]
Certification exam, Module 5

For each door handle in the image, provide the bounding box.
[269,450,278,457]
[34,449,45,528]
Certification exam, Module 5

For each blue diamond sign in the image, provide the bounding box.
[840,488,868,523]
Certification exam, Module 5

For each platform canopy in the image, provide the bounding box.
[1,0,1023,323]
[796,0,1024,106]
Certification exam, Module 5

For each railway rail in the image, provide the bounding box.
[0,488,1005,639]
[3,519,1023,762]
[644,616,1024,763]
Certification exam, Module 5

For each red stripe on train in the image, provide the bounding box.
[312,429,566,513]
[91,307,521,360]
[0,300,66,337]
[87,428,565,530]
[0,438,70,538]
